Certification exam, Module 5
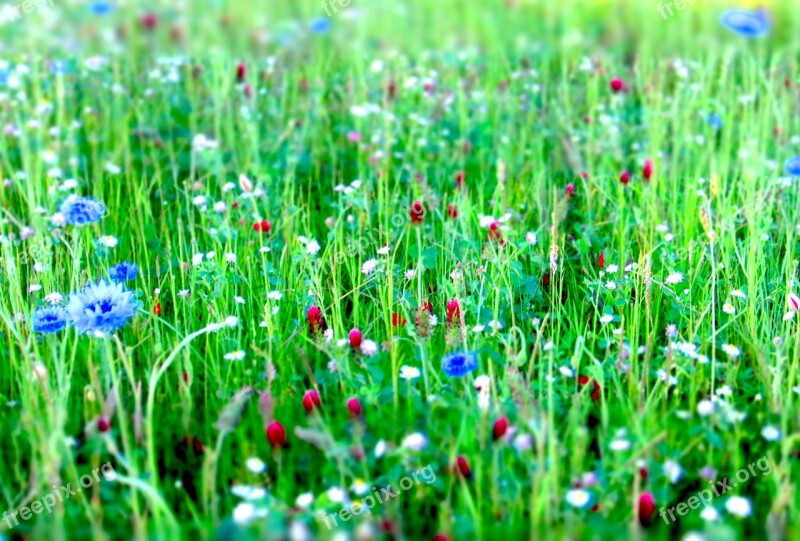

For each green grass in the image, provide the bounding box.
[0,1,799,540]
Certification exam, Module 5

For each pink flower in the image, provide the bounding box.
[492,417,509,441]
[346,397,362,418]
[638,492,656,527]
[302,390,321,413]
[349,328,363,349]
[266,421,287,448]
[643,159,653,181]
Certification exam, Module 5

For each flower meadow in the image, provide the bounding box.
[1,0,800,540]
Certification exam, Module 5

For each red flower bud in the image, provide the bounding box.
[455,456,471,479]
[493,416,509,441]
[349,328,362,348]
[447,203,458,219]
[565,183,575,198]
[236,62,247,82]
[620,170,630,185]
[409,200,426,224]
[598,253,605,269]
[488,222,505,245]
[266,421,287,448]
[446,299,461,324]
[346,397,363,417]
[302,390,321,413]
[97,416,110,433]
[610,77,625,93]
[643,158,653,181]
[455,170,465,189]
[140,12,158,30]
[153,301,162,316]
[307,305,323,333]
[638,492,656,527]
[253,220,271,233]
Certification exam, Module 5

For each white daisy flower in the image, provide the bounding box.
[725,496,751,518]
[246,457,266,474]
[295,492,314,509]
[697,399,715,416]
[761,425,781,441]
[721,344,741,358]
[399,365,421,380]
[224,350,246,361]
[99,235,118,248]
[609,439,630,452]
[700,507,720,521]
[565,489,591,508]
[730,289,746,299]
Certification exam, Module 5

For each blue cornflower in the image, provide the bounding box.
[89,1,114,15]
[720,10,770,38]
[785,157,800,177]
[707,113,723,130]
[309,17,332,34]
[109,262,139,282]
[59,195,106,226]
[50,60,69,76]
[33,306,68,334]
[65,280,139,335]
[441,351,478,378]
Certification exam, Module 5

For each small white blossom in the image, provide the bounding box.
[360,339,378,356]
[362,258,379,275]
[725,496,752,518]
[565,489,591,508]
[401,432,427,452]
[400,365,421,380]
[665,272,684,285]
[224,350,246,361]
